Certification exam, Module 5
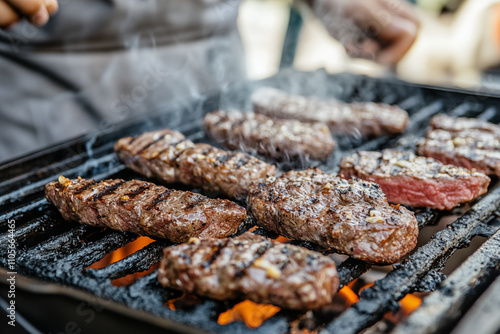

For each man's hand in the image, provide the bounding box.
[311,0,419,65]
[0,0,58,28]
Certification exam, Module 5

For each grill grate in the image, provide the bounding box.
[392,228,500,334]
[1,70,500,333]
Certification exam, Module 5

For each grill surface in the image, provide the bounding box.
[1,69,500,334]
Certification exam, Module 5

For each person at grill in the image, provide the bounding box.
[0,0,418,162]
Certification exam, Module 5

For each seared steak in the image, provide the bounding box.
[418,114,500,177]
[340,149,490,210]
[158,232,339,309]
[252,87,409,137]
[247,168,419,264]
[45,176,245,243]
[114,129,276,200]
[203,110,336,161]
[430,114,500,134]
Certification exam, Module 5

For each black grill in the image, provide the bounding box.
[1,69,499,334]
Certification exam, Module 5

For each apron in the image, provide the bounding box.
[0,0,244,161]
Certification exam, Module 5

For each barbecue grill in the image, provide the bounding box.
[1,69,499,334]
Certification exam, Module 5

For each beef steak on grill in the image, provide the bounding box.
[430,113,500,134]
[158,232,339,309]
[251,87,409,137]
[418,114,500,177]
[45,176,246,243]
[247,168,419,264]
[114,129,276,200]
[340,149,490,210]
[203,110,336,161]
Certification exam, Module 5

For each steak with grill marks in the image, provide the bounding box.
[418,114,500,177]
[247,168,419,264]
[158,232,339,309]
[251,87,409,137]
[203,110,336,161]
[45,176,246,242]
[340,149,490,210]
[114,129,276,200]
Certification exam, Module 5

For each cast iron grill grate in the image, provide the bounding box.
[0,70,499,334]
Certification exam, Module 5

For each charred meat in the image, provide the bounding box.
[158,232,339,309]
[203,110,336,161]
[247,168,419,264]
[252,87,409,137]
[45,176,246,243]
[340,149,490,210]
[418,114,500,177]
[114,129,276,200]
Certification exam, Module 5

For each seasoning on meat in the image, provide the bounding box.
[45,177,246,243]
[247,168,419,264]
[340,149,490,210]
[158,232,339,309]
[203,110,336,161]
[418,114,500,177]
[251,87,409,137]
[114,129,276,200]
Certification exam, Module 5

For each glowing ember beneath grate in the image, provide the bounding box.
[218,300,281,328]
[213,279,422,329]
[86,236,157,286]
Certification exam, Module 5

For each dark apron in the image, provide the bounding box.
[0,0,244,161]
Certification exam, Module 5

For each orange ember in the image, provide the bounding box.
[338,286,359,306]
[399,293,422,315]
[111,263,159,287]
[358,282,374,294]
[218,300,281,328]
[86,236,157,286]
[274,235,292,243]
[87,236,155,269]
[383,292,423,323]
[166,294,202,311]
[247,226,258,232]
[167,298,178,311]
[352,281,422,320]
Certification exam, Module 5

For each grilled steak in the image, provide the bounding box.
[203,110,336,161]
[429,114,500,134]
[114,129,276,200]
[247,168,419,264]
[252,87,409,137]
[158,232,339,309]
[340,149,490,210]
[418,114,500,177]
[45,176,245,243]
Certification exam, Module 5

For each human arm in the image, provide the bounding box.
[306,0,419,65]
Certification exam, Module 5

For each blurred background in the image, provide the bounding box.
[238,0,500,91]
